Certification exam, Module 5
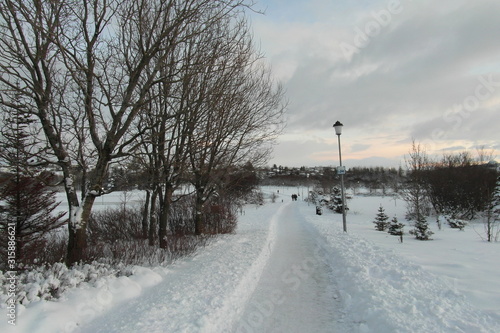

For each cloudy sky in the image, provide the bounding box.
[249,0,500,167]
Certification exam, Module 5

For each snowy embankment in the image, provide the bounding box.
[305,201,500,332]
[1,187,500,332]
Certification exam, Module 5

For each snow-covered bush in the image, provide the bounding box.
[493,176,500,219]
[309,190,319,206]
[0,261,131,306]
[483,176,500,242]
[445,215,467,230]
[245,189,264,205]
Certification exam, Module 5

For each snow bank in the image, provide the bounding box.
[199,203,282,332]
[0,265,163,333]
[305,203,500,333]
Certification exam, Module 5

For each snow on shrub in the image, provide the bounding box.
[0,261,132,307]
[445,215,467,230]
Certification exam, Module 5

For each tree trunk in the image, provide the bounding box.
[142,190,151,239]
[159,184,173,248]
[66,222,85,266]
[148,188,158,246]
[66,156,107,266]
[194,188,205,235]
[66,194,96,265]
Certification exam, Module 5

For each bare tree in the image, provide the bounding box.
[0,0,256,265]
[133,2,249,246]
[135,58,191,247]
[184,16,286,235]
[476,145,495,165]
[404,140,433,240]
[404,141,430,219]
[133,7,284,242]
[0,0,74,263]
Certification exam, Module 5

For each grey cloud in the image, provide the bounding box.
[439,146,468,152]
[351,143,371,153]
[252,0,499,166]
[409,107,499,143]
[281,0,500,144]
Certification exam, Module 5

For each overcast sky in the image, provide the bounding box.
[249,0,500,168]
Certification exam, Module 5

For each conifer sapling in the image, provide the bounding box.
[388,216,404,236]
[373,204,389,231]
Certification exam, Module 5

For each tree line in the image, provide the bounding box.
[0,0,286,266]
[403,141,498,241]
[269,142,498,241]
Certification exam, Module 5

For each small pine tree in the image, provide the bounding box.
[373,205,389,231]
[1,173,66,251]
[388,216,404,236]
[0,107,66,266]
[410,214,433,240]
[329,187,348,214]
[492,176,500,220]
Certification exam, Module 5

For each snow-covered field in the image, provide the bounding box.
[1,186,500,332]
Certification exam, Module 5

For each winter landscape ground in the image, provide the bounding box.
[2,186,500,333]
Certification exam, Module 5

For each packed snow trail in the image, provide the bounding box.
[75,203,283,333]
[233,202,342,332]
[77,201,346,333]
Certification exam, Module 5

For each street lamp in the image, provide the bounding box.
[333,121,347,232]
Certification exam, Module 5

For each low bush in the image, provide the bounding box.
[0,261,133,306]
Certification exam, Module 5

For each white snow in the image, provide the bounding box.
[68,205,84,229]
[64,177,73,187]
[1,187,500,332]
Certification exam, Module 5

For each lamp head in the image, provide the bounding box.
[333,121,343,135]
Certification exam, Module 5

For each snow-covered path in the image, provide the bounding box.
[233,203,342,332]
[77,201,349,333]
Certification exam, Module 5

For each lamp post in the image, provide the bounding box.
[333,121,347,232]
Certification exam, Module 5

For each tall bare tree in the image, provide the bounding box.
[183,16,286,235]
[132,5,284,243]
[404,140,430,219]
[0,0,256,264]
[404,140,433,240]
[135,56,191,247]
